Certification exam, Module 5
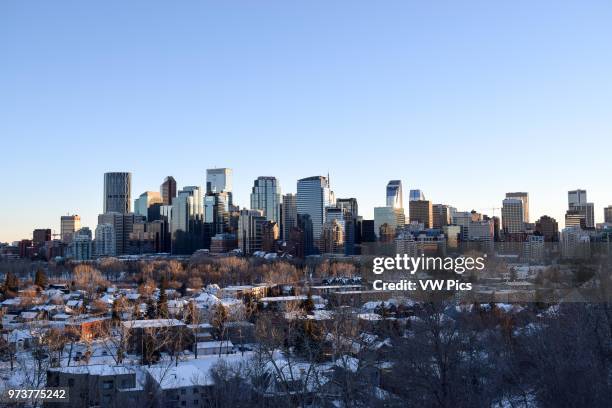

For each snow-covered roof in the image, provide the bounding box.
[196,340,234,349]
[122,319,185,329]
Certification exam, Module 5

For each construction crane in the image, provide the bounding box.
[477,207,501,218]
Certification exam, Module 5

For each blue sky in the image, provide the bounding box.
[1,1,611,242]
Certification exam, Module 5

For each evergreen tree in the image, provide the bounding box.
[3,272,19,296]
[302,290,315,314]
[146,298,156,319]
[111,299,121,323]
[34,268,48,289]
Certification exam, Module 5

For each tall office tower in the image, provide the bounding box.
[535,215,559,242]
[605,206,612,224]
[297,176,331,247]
[386,180,403,209]
[502,198,525,234]
[94,223,116,257]
[97,212,143,255]
[134,191,163,219]
[160,176,177,205]
[467,220,494,250]
[322,219,345,254]
[409,189,425,202]
[206,168,232,192]
[237,209,266,255]
[409,200,433,228]
[171,186,204,254]
[336,198,358,254]
[374,207,406,240]
[71,227,93,261]
[561,226,591,259]
[452,211,472,241]
[506,192,529,223]
[250,176,281,223]
[566,189,594,228]
[204,191,230,239]
[281,194,298,241]
[568,189,587,207]
[32,229,51,247]
[432,204,451,229]
[60,215,81,243]
[104,172,131,213]
[337,198,359,217]
[572,203,595,228]
[565,210,586,228]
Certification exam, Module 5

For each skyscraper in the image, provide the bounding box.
[409,200,433,229]
[160,176,177,205]
[206,168,232,194]
[568,189,587,207]
[409,189,425,202]
[502,198,525,234]
[535,215,559,242]
[60,215,81,243]
[605,206,612,224]
[281,193,298,241]
[250,176,281,223]
[237,209,266,255]
[432,204,451,229]
[171,186,204,254]
[98,212,144,255]
[374,207,405,239]
[567,189,594,228]
[134,191,163,219]
[104,172,132,213]
[297,176,331,248]
[94,223,115,257]
[386,180,403,209]
[506,192,529,223]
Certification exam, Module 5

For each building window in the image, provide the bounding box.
[102,380,114,390]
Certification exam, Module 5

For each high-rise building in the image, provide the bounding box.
[171,186,204,254]
[535,215,559,242]
[60,215,81,243]
[409,189,425,202]
[409,200,433,229]
[134,191,163,219]
[297,176,331,247]
[71,227,93,260]
[561,226,590,259]
[237,209,266,255]
[206,168,232,193]
[432,204,451,229]
[566,189,594,228]
[94,223,116,257]
[452,211,472,241]
[572,203,595,228]
[505,192,529,223]
[605,206,612,224]
[97,212,144,255]
[502,198,525,234]
[322,219,344,254]
[386,180,403,209]
[204,191,230,241]
[467,220,494,250]
[160,176,177,205]
[104,172,132,213]
[568,189,587,207]
[250,177,281,224]
[281,194,298,241]
[33,229,51,247]
[374,207,405,239]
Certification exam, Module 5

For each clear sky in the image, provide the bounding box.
[1,1,611,242]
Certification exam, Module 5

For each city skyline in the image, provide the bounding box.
[0,166,610,243]
[2,1,612,241]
